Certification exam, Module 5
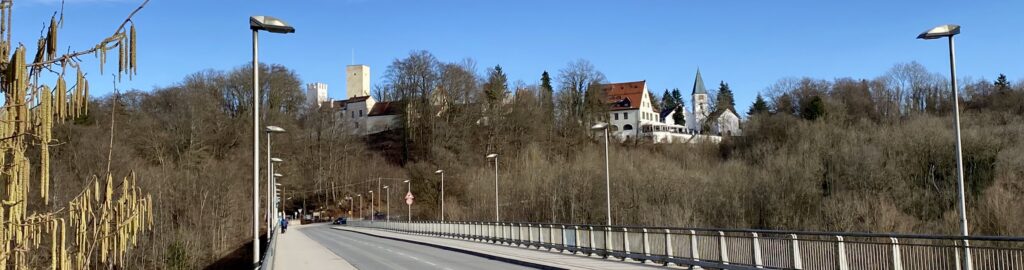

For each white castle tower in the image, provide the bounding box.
[346,65,370,98]
[306,82,328,108]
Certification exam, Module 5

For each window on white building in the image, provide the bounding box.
[624,112,629,120]
[614,113,619,120]
[359,110,363,117]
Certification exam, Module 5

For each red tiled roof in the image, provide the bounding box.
[604,81,646,111]
[369,101,403,116]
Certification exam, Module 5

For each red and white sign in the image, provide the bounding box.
[405,191,414,205]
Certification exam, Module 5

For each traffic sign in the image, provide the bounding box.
[405,191,414,205]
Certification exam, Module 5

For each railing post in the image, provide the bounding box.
[528,224,535,248]
[890,237,903,270]
[561,225,569,253]
[664,229,674,266]
[515,224,522,246]
[689,230,701,263]
[836,236,849,270]
[589,226,597,257]
[642,228,651,263]
[752,232,763,268]
[790,234,803,270]
[550,224,557,251]
[573,225,581,254]
[719,231,730,265]
[622,228,631,261]
[605,227,613,259]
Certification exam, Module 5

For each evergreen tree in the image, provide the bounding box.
[748,93,769,116]
[483,65,509,108]
[540,71,555,125]
[716,81,736,113]
[541,71,554,93]
[671,88,685,125]
[661,89,676,112]
[800,95,827,120]
[995,74,1011,92]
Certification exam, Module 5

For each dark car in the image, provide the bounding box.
[332,217,347,225]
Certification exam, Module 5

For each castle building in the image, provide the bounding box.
[310,64,401,135]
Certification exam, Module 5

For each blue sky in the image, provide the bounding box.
[15,0,1024,114]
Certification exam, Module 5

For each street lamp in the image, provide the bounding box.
[486,153,499,222]
[344,196,354,217]
[266,153,284,234]
[270,169,283,232]
[918,24,971,270]
[591,123,612,226]
[274,182,282,224]
[435,169,445,222]
[357,194,363,220]
[404,180,411,223]
[250,16,293,267]
[383,186,391,222]
[369,190,375,222]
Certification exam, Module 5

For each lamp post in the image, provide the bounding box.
[247,16,292,267]
[404,180,411,223]
[266,151,283,234]
[918,24,971,270]
[434,170,445,222]
[270,171,283,232]
[369,190,375,222]
[383,186,391,221]
[377,177,382,221]
[274,183,282,226]
[344,196,353,217]
[591,123,612,226]
[486,153,499,222]
[357,194,363,220]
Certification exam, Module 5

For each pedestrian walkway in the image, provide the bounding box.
[275,221,358,270]
[335,226,668,270]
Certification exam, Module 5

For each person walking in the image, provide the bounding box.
[280,216,288,234]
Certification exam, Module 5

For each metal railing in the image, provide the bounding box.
[349,220,1024,270]
[258,226,280,270]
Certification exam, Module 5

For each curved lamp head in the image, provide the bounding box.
[486,153,498,159]
[434,169,443,174]
[266,126,286,133]
[250,16,295,34]
[271,157,284,163]
[275,183,282,186]
[383,186,389,189]
[591,123,609,130]
[917,24,960,40]
[403,180,410,183]
[273,173,283,178]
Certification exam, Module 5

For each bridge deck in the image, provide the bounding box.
[274,222,358,269]
[335,226,670,270]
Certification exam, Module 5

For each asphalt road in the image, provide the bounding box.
[300,225,539,270]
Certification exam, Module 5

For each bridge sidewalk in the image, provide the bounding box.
[275,221,358,270]
[335,226,667,270]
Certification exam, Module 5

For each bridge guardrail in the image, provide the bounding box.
[349,220,1024,270]
[257,226,279,270]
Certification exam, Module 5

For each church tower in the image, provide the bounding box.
[692,69,710,131]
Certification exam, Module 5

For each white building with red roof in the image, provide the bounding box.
[602,69,740,143]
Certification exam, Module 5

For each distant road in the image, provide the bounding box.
[300,225,538,270]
